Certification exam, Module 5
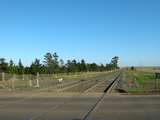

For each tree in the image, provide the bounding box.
[131,66,135,71]
[59,59,64,67]
[18,59,24,74]
[53,52,59,64]
[80,59,87,72]
[88,63,98,71]
[43,52,60,74]
[0,52,120,74]
[43,53,54,74]
[43,53,53,67]
[66,60,72,73]
[8,60,15,74]
[59,59,66,73]
[30,58,41,75]
[100,64,105,71]
[110,56,119,69]
[24,67,31,74]
[52,52,60,73]
[71,59,79,72]
[105,63,112,70]
[0,58,8,72]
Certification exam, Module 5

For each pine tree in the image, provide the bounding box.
[110,56,119,69]
[18,59,24,74]
[0,58,8,72]
[30,58,41,75]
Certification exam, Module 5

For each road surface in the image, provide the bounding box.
[0,94,160,120]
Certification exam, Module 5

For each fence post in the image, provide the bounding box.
[36,72,40,87]
[22,74,25,81]
[2,72,5,82]
[55,73,58,79]
[157,78,159,90]
[12,74,15,90]
[29,80,32,87]
[155,76,157,90]
[29,74,32,87]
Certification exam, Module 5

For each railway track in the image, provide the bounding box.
[61,72,119,93]
[82,72,121,120]
[39,72,115,92]
[85,72,119,93]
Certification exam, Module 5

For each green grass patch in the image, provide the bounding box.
[123,70,156,94]
[128,88,145,94]
[134,72,155,85]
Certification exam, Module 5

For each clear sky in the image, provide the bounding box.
[0,0,160,66]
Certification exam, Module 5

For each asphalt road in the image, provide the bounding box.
[0,94,160,120]
[88,95,160,120]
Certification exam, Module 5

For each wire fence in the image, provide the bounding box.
[0,72,67,91]
[122,70,160,94]
[0,71,114,92]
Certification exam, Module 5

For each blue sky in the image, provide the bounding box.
[0,0,160,66]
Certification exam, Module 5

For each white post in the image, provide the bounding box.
[29,74,32,87]
[29,79,32,87]
[2,72,5,82]
[36,72,40,87]
[22,74,25,81]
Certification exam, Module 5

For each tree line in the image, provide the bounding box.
[0,52,119,75]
